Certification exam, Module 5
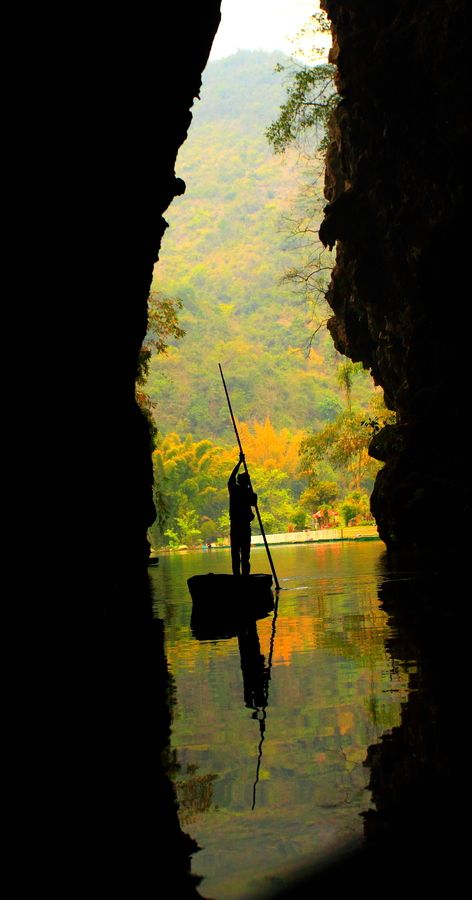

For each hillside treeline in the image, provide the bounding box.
[144,52,388,547]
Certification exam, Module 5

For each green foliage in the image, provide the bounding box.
[291,508,309,530]
[336,361,365,412]
[361,391,397,435]
[149,407,383,548]
[265,12,339,352]
[143,51,388,546]
[266,62,337,155]
[150,427,305,547]
[143,292,185,371]
[300,406,382,494]
[136,290,185,450]
[266,11,337,156]
[148,51,377,439]
[137,291,185,387]
[200,518,218,543]
[339,491,373,527]
[174,503,202,546]
[299,480,339,512]
[163,529,180,550]
[151,451,169,535]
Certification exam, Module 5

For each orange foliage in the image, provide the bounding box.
[236,418,303,475]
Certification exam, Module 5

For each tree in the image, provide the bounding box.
[236,418,304,477]
[300,410,380,493]
[173,503,202,547]
[299,480,339,512]
[339,491,373,526]
[136,290,185,442]
[291,508,309,530]
[265,13,337,157]
[266,10,338,348]
[136,292,185,540]
[336,360,365,412]
[149,430,310,547]
[276,176,335,343]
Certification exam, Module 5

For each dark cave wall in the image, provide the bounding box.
[87,6,222,575]
[47,8,223,895]
[320,0,470,557]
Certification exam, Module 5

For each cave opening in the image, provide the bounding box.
[127,0,470,575]
[143,1,384,566]
[27,1,468,897]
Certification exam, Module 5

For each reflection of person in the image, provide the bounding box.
[228,451,257,576]
[238,622,267,709]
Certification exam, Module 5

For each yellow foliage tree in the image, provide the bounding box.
[236,418,303,475]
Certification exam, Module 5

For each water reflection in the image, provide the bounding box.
[94,570,203,897]
[269,553,465,897]
[151,543,420,899]
[194,613,272,814]
[237,620,268,712]
[243,595,280,812]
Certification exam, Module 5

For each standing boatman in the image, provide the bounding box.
[228,451,257,576]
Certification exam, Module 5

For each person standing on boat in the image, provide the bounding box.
[228,451,257,576]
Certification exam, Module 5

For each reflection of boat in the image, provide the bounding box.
[188,574,274,640]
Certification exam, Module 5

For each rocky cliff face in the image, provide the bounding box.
[72,6,223,580]
[319,0,470,558]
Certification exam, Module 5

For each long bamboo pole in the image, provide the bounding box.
[219,363,280,591]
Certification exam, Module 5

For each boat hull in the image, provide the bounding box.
[188,573,274,640]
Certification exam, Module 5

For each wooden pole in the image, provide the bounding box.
[219,363,280,591]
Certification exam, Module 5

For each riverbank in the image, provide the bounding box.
[250,524,380,546]
[156,525,381,553]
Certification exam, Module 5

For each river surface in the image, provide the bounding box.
[149,541,417,899]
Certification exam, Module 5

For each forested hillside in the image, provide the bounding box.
[148,50,375,439]
[144,51,386,546]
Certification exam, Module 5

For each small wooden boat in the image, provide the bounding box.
[188,572,273,599]
[188,573,274,640]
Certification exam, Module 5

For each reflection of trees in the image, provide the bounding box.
[269,566,464,896]
[270,591,408,736]
[175,764,218,825]
[314,602,393,663]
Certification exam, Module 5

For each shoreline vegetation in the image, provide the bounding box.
[154,524,381,553]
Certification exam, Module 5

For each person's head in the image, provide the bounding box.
[237,472,250,487]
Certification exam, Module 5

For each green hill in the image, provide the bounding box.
[148,50,374,439]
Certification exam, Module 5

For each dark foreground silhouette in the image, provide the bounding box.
[228,451,257,576]
[32,556,465,898]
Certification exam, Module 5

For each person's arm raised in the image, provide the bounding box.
[228,455,242,487]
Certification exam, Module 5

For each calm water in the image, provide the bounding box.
[149,542,416,899]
